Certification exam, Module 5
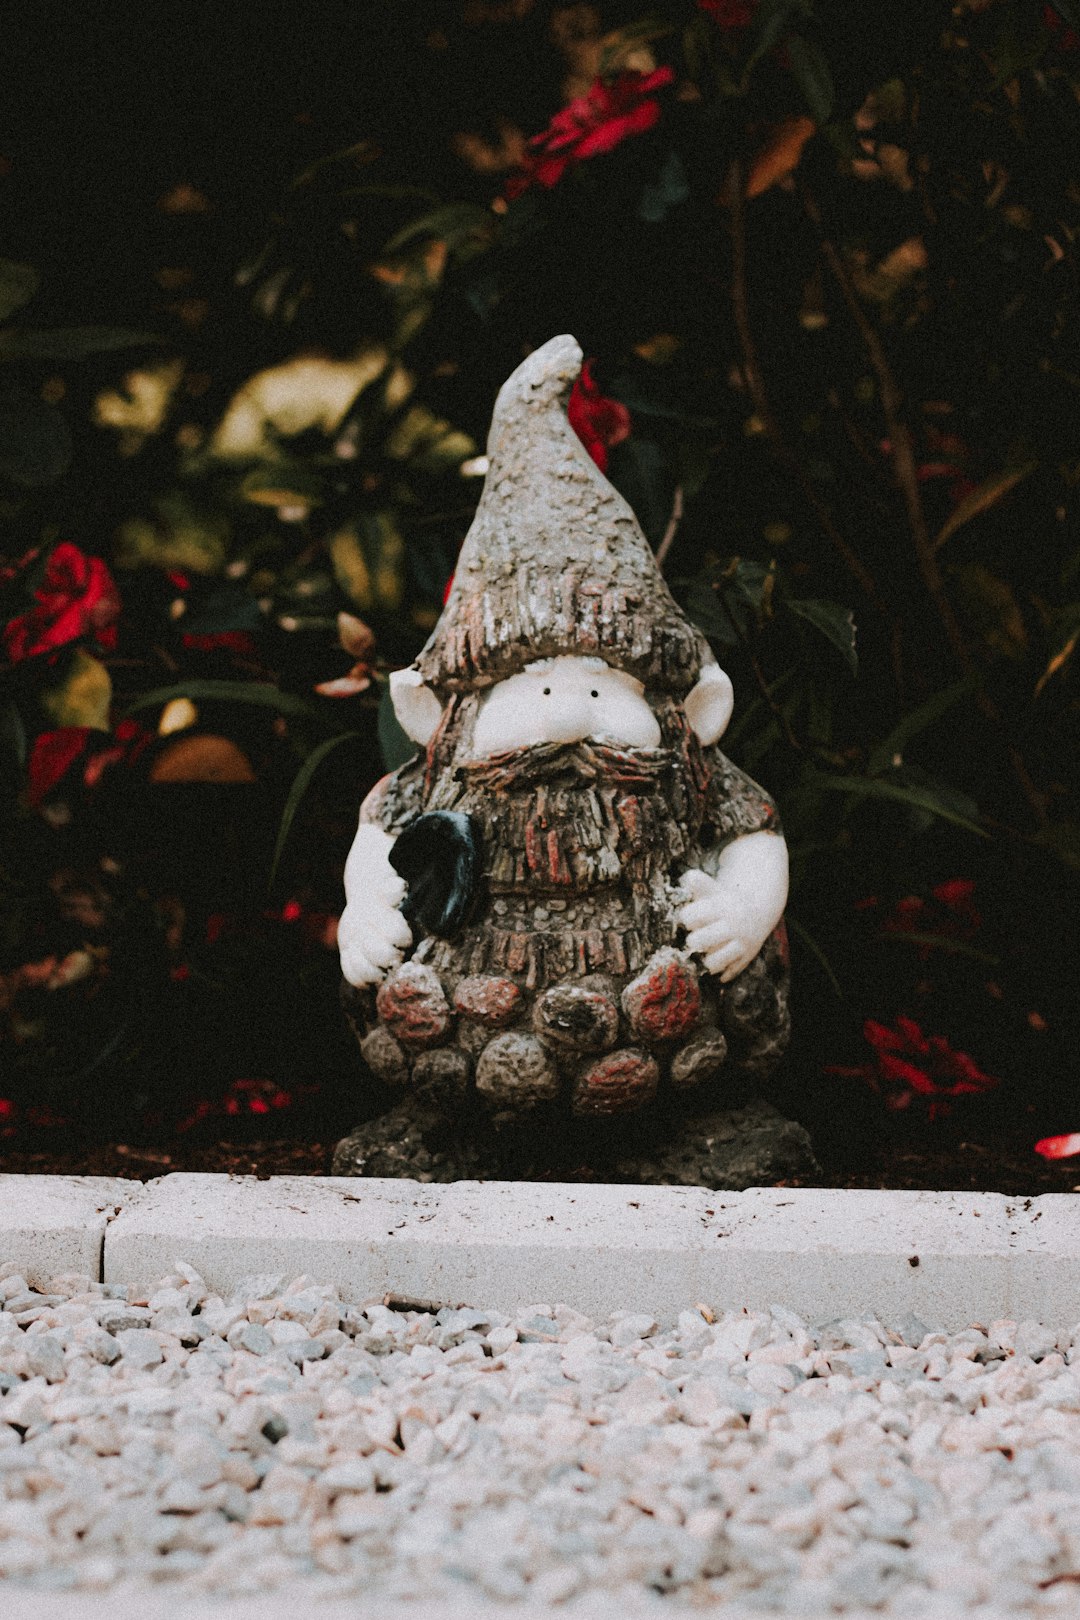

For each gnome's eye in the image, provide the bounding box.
[590,689,599,698]
[542,687,551,696]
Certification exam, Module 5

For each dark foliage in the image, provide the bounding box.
[1,0,1079,1172]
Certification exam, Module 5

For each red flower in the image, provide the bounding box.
[1035,1133,1080,1160]
[3,543,120,664]
[26,727,93,805]
[867,877,982,959]
[181,631,259,657]
[698,0,756,25]
[505,67,675,199]
[568,360,632,473]
[827,1015,999,1121]
[79,718,152,791]
[1044,5,1080,50]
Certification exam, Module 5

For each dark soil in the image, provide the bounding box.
[1,1125,1076,1194]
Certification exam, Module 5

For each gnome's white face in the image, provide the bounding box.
[472,657,659,754]
[390,655,735,754]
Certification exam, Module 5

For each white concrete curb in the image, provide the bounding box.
[0,1176,129,1289]
[3,1173,1078,1330]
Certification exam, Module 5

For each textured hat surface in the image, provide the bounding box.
[415,335,709,694]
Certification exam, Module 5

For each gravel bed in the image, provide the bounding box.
[2,1262,1080,1613]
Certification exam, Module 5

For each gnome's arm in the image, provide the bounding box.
[675,751,788,982]
[339,765,423,988]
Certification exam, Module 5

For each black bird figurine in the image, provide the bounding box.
[388,811,484,939]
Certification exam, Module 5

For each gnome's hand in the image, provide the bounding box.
[339,824,413,988]
[675,831,789,982]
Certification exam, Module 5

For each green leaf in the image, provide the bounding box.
[867,675,978,775]
[879,930,1000,967]
[681,579,737,644]
[0,260,39,322]
[785,597,857,673]
[787,915,844,999]
[933,461,1037,552]
[126,681,317,721]
[0,391,72,486]
[270,730,360,888]
[240,464,324,508]
[809,771,988,837]
[0,327,159,361]
[638,152,690,224]
[742,0,813,85]
[785,33,834,124]
[378,681,418,772]
[384,203,493,255]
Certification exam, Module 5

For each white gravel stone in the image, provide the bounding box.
[0,1272,1078,1612]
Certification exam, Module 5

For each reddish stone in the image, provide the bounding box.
[375,961,451,1049]
[453,974,522,1026]
[571,1048,659,1117]
[622,948,702,1045]
[533,984,619,1053]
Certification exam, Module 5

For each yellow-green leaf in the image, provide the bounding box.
[1035,626,1080,696]
[953,564,1027,661]
[41,649,112,731]
[933,461,1037,552]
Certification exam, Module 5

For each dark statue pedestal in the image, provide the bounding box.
[331,1093,818,1191]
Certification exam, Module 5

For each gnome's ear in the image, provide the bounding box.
[390,668,443,746]
[685,663,734,746]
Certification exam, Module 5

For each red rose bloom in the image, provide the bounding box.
[3,542,121,664]
[506,67,675,199]
[567,360,632,473]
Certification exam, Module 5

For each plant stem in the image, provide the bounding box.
[717,583,804,755]
[728,158,884,614]
[802,184,1049,828]
[654,484,684,569]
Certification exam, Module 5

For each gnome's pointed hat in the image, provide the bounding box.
[414,335,710,695]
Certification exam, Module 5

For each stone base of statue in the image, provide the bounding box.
[331,1090,817,1190]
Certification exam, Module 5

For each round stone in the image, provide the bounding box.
[669,1028,729,1089]
[475,1032,560,1109]
[453,975,522,1026]
[571,1048,660,1117]
[359,1026,409,1086]
[375,961,451,1049]
[533,984,620,1053]
[411,1047,471,1107]
[622,948,702,1045]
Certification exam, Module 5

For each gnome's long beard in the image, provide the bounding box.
[420,737,708,990]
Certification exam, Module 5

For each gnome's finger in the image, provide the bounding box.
[704,939,747,976]
[374,870,408,905]
[719,950,754,983]
[679,895,728,930]
[359,931,404,971]
[340,942,380,987]
[685,919,736,955]
[378,906,414,950]
[677,869,715,903]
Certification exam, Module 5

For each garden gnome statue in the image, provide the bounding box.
[338,334,791,1141]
